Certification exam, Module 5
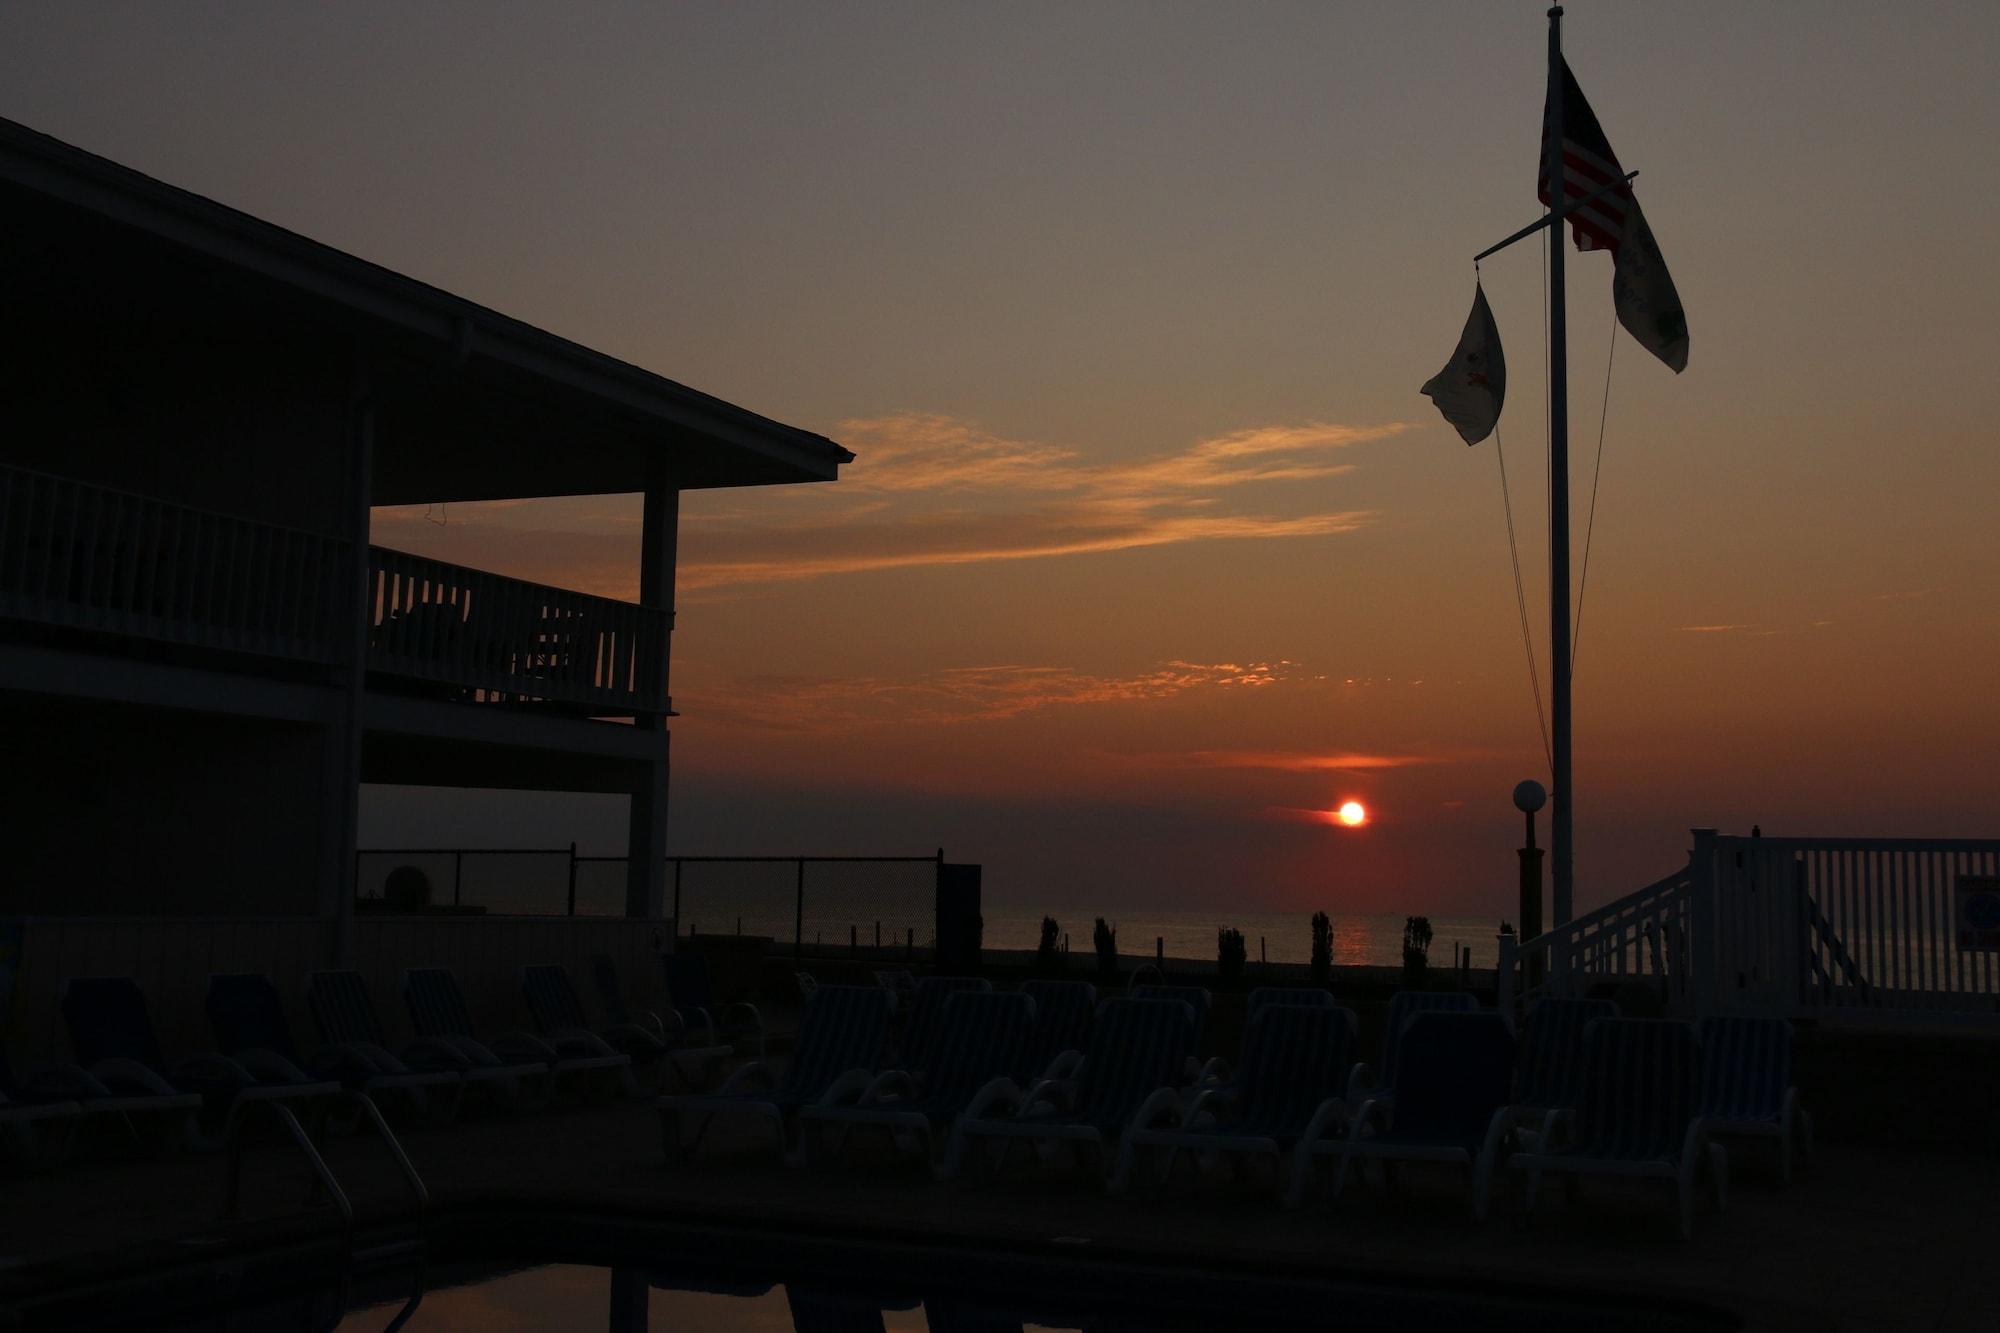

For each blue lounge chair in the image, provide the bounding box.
[209,973,460,1124]
[0,1051,84,1169]
[896,976,992,1076]
[62,976,338,1151]
[1509,1017,1727,1238]
[1292,1011,1517,1219]
[1131,984,1210,1082]
[801,990,1035,1174]
[1197,985,1341,1088]
[1348,990,1481,1107]
[1698,1015,1811,1182]
[1127,1003,1357,1199]
[663,951,765,1058]
[658,984,893,1163]
[309,969,549,1112]
[949,996,1194,1190]
[521,963,722,1094]
[1509,997,1618,1140]
[406,966,629,1099]
[1020,979,1095,1082]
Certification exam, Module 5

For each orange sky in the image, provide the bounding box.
[8,2,1997,916]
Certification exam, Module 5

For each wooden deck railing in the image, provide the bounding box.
[367,547,668,716]
[0,462,669,717]
[0,461,346,662]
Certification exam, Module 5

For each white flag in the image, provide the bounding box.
[1421,284,1506,445]
[1611,197,1689,373]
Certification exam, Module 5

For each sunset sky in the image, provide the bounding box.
[6,2,1996,918]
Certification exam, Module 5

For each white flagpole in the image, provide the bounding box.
[1546,4,1576,929]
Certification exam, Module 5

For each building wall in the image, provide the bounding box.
[0,697,329,915]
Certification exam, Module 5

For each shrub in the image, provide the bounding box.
[1092,917,1118,979]
[1310,911,1332,986]
[1217,927,1247,986]
[1402,915,1434,987]
[1037,916,1061,973]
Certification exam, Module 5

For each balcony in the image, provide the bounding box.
[0,462,668,718]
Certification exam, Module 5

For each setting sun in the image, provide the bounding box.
[1337,801,1367,827]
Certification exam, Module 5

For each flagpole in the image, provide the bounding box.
[1545,4,1576,929]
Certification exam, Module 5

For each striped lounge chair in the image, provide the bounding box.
[658,984,893,1163]
[1020,979,1095,1083]
[1509,997,1618,1140]
[1127,1003,1357,1199]
[800,989,1036,1175]
[1292,1011,1517,1219]
[1698,1015,1811,1182]
[895,976,992,1076]
[949,996,1194,1191]
[663,952,766,1059]
[1197,985,1340,1089]
[1510,1017,1728,1238]
[61,976,338,1152]
[209,973,460,1125]
[1131,984,1210,1083]
[406,966,629,1100]
[521,963,723,1094]
[309,969,549,1112]
[1347,989,1482,1106]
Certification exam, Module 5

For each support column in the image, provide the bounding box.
[325,355,374,967]
[626,465,677,919]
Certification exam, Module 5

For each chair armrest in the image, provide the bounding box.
[720,1001,762,1029]
[717,1060,777,1097]
[168,1051,260,1091]
[1295,1095,1350,1147]
[1679,1114,1708,1167]
[813,1067,875,1109]
[960,1076,1026,1122]
[548,1027,619,1059]
[859,1070,918,1106]
[488,1031,561,1065]
[1344,1062,1377,1104]
[86,1057,181,1097]
[18,1063,112,1101]
[1041,1049,1083,1082]
[1129,1086,1181,1133]
[231,1048,315,1085]
[1019,1076,1075,1115]
[1196,1056,1232,1087]
[1539,1108,1574,1152]
[1351,1095,1391,1137]
[399,1036,475,1072]
[1184,1086,1239,1128]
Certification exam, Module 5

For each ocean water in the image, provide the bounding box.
[982,909,1505,970]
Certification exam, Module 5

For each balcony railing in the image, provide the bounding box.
[367,547,668,716]
[0,461,346,662]
[0,462,670,718]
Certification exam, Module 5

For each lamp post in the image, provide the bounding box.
[1514,780,1547,993]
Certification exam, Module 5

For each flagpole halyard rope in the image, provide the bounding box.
[1570,323,1618,672]
[1494,421,1555,776]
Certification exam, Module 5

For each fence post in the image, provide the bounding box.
[672,860,682,934]
[1496,931,1517,1017]
[1689,828,1719,1017]
[565,841,577,917]
[453,849,463,908]
[795,859,805,960]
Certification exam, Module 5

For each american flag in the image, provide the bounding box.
[1537,57,1629,252]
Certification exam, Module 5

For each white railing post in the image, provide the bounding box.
[1688,828,1719,1017]
[1496,931,1518,1019]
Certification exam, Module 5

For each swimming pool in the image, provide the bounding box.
[10,1209,1746,1331]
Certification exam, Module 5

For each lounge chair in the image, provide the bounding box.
[1020,979,1095,1082]
[1509,1017,1727,1238]
[61,976,338,1151]
[1509,997,1617,1141]
[1291,1011,1516,1219]
[1348,989,1481,1106]
[522,962,725,1094]
[208,973,460,1125]
[896,976,992,1076]
[405,966,629,1100]
[1196,985,1341,1087]
[1697,1015,1811,1182]
[664,951,766,1058]
[309,969,549,1113]
[949,996,1195,1190]
[800,989,1035,1174]
[1127,1003,1357,1199]
[873,969,918,1017]
[1130,984,1210,1082]
[658,984,892,1163]
[0,1052,84,1170]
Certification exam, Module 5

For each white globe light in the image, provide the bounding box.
[1512,780,1548,813]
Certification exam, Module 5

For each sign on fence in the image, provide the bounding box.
[1955,876,2000,952]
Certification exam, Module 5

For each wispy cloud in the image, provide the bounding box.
[1180,749,1438,772]
[677,412,1405,590]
